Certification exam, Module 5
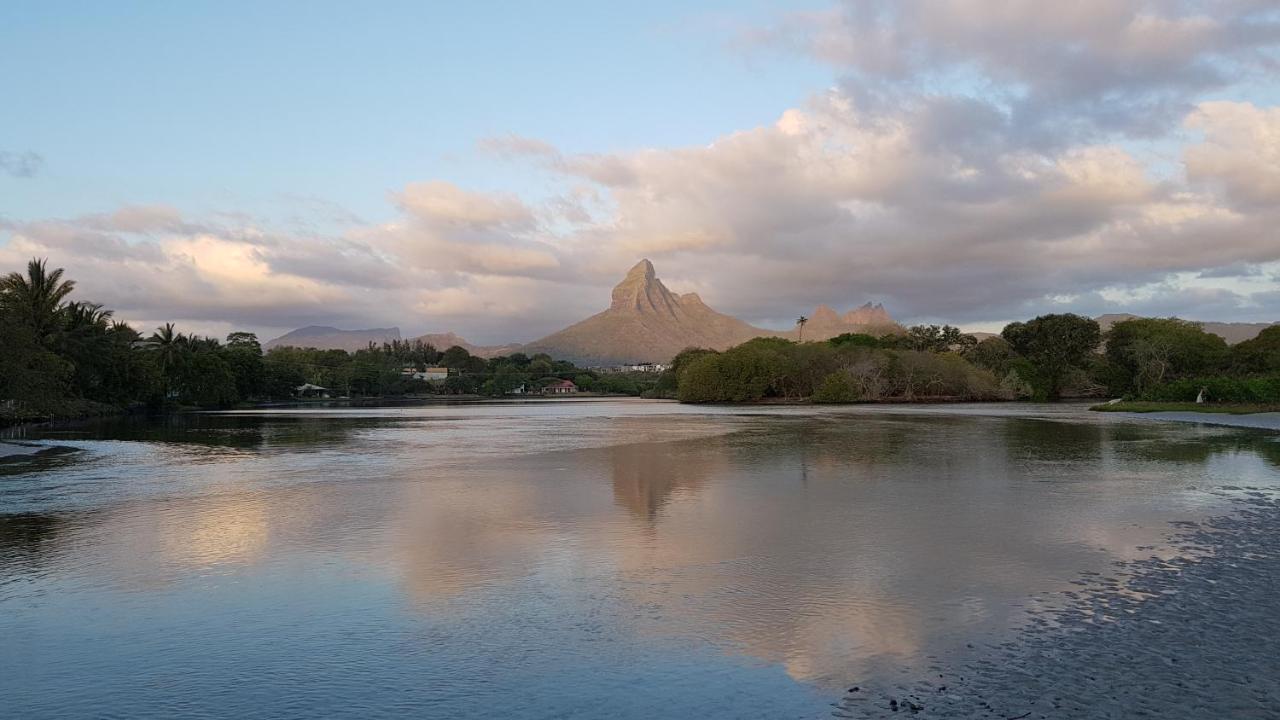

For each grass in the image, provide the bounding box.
[1091,401,1280,415]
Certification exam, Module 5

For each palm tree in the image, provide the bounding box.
[796,315,809,342]
[149,323,189,397]
[0,258,76,344]
[63,301,113,332]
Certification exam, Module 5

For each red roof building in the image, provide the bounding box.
[542,379,578,395]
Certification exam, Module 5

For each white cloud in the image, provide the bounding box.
[1185,101,1280,207]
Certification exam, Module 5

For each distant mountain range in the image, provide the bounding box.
[263,259,902,364]
[264,326,402,352]
[263,326,520,358]
[263,262,1276,364]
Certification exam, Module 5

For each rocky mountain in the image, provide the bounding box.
[790,302,901,341]
[519,260,770,365]
[1095,314,1276,344]
[264,326,402,351]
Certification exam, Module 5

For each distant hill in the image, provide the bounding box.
[409,332,522,359]
[264,326,401,351]
[1095,314,1276,344]
[263,326,519,357]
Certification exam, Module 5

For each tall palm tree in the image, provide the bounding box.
[149,323,189,396]
[796,315,809,342]
[0,258,76,344]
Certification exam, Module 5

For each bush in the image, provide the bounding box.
[812,372,858,403]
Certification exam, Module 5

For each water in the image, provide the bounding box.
[3,400,1279,718]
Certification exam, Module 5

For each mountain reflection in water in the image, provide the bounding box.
[3,401,1278,719]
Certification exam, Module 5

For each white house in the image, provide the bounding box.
[412,367,449,382]
[295,383,330,398]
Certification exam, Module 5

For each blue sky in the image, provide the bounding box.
[2,1,829,224]
[2,1,1279,342]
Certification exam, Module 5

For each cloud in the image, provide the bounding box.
[0,194,595,344]
[742,1,1280,143]
[394,181,534,229]
[0,150,43,178]
[1185,101,1280,208]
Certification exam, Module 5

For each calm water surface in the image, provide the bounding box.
[3,400,1279,718]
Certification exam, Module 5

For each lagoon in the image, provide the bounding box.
[3,400,1279,718]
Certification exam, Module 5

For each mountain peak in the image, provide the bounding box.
[844,302,894,326]
[811,304,840,323]
[611,258,675,312]
[628,258,655,279]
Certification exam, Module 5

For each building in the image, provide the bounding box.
[295,383,330,398]
[411,367,449,382]
[622,362,668,373]
[541,379,577,395]
[595,362,670,373]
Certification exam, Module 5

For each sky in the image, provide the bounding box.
[3,0,1279,344]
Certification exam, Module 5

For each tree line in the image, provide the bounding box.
[0,259,652,421]
[666,314,1280,404]
[6,258,1278,417]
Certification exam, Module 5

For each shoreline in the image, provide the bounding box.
[835,495,1280,718]
[1113,410,1280,432]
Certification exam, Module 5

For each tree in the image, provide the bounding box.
[964,336,1016,376]
[902,324,970,353]
[676,353,726,403]
[812,371,858,403]
[225,332,265,400]
[0,258,76,345]
[828,332,882,349]
[441,345,473,369]
[1104,318,1228,394]
[1231,326,1280,375]
[178,351,239,407]
[1105,316,1223,392]
[0,316,72,415]
[1002,314,1101,400]
[148,323,189,398]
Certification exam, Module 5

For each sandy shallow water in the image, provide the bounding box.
[833,494,1280,719]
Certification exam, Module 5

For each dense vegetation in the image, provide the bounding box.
[667,315,1280,405]
[0,259,651,422]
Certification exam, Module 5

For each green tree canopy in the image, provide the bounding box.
[1104,318,1229,394]
[1002,314,1100,400]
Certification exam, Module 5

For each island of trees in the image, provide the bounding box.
[664,311,1280,407]
[3,258,1279,421]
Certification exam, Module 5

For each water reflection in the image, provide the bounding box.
[3,404,1279,718]
[0,513,63,572]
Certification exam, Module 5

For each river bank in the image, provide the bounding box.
[834,496,1280,719]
